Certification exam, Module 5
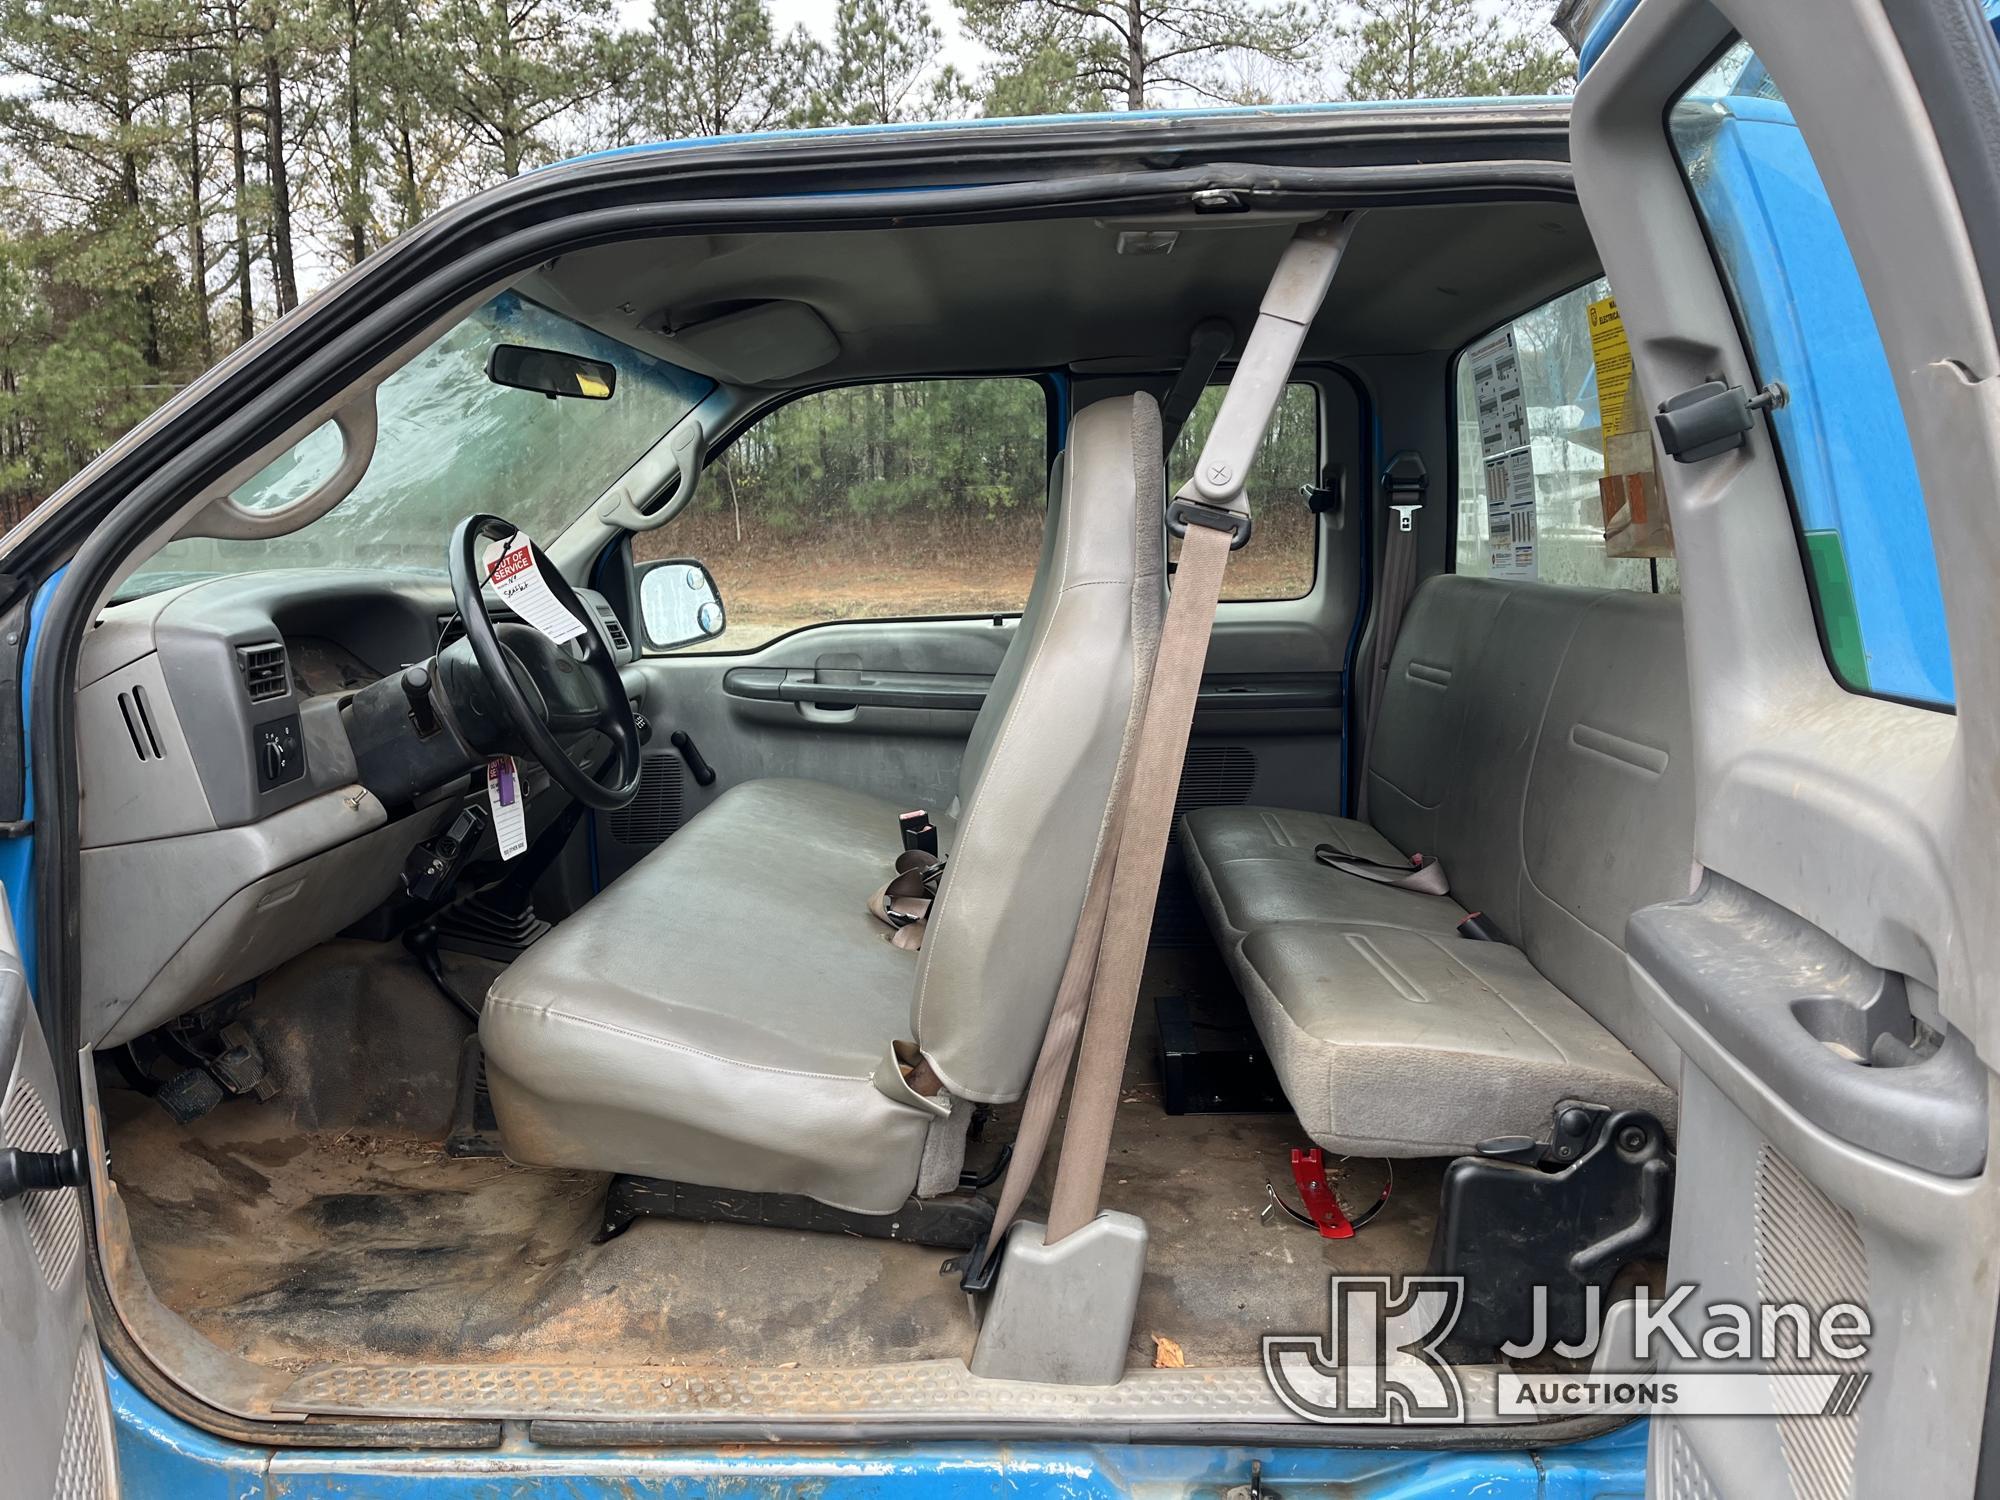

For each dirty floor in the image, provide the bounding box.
[104,936,1440,1376]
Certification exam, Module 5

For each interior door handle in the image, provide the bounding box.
[1629,874,1988,1178]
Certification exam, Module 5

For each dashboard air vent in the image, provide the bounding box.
[591,600,631,655]
[236,642,291,702]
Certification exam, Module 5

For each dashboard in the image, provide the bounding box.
[76,567,638,1051]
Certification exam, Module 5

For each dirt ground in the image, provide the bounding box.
[637,506,1318,651]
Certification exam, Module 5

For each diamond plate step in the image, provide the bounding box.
[276,1358,1513,1425]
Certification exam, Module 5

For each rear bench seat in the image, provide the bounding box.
[1181,575,1692,1157]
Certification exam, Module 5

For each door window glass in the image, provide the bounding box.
[1453,280,1676,593]
[1670,40,1953,706]
[641,378,1047,652]
[1169,382,1320,601]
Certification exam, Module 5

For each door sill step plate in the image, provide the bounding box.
[275,1358,1516,1425]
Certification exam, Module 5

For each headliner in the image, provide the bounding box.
[524,201,1601,387]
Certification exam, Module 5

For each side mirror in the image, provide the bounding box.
[486,343,617,401]
[636,559,726,651]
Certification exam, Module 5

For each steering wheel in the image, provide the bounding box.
[448,514,643,812]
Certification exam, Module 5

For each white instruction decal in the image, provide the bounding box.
[1466,327,1527,459]
[486,756,528,860]
[1467,324,1540,579]
[484,536,586,644]
[1483,448,1539,581]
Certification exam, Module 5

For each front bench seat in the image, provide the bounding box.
[480,393,1164,1215]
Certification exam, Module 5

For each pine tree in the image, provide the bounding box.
[634,0,819,141]
[1339,0,1571,101]
[373,0,476,229]
[0,0,197,390]
[423,0,620,177]
[817,0,972,126]
[959,0,1319,112]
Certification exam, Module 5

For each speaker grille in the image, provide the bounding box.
[1171,745,1257,842]
[607,753,685,848]
[4,1078,81,1292]
[1754,1145,1867,1500]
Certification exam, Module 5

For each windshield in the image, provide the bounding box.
[121,292,713,598]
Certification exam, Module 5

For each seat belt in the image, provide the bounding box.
[1356,450,1428,820]
[974,214,1359,1276]
[867,850,946,949]
[1158,318,1236,452]
[1313,843,1449,896]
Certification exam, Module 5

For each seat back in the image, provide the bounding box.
[910,393,1165,1102]
[1366,574,1696,1080]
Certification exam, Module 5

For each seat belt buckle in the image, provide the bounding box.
[1457,911,1506,944]
[1166,496,1253,550]
[900,808,939,856]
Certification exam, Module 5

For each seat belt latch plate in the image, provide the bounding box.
[1289,1147,1355,1239]
[1166,496,1253,550]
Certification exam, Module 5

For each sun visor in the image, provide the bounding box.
[658,300,841,386]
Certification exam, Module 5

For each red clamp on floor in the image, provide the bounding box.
[1289,1147,1355,1239]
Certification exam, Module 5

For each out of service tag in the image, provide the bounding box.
[486,755,528,860]
[484,535,586,644]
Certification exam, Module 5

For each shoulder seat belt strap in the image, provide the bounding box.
[1357,450,1428,819]
[1158,318,1236,451]
[978,215,1359,1270]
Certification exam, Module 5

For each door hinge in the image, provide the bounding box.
[1655,378,1786,463]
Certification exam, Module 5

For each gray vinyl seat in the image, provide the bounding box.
[1181,576,1692,1158]
[481,393,1164,1215]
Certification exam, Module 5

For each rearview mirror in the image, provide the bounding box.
[486,344,617,401]
[636,559,726,651]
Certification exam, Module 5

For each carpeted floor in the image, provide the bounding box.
[104,935,1441,1376]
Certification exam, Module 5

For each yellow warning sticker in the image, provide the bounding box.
[575,371,611,398]
[1589,295,1637,439]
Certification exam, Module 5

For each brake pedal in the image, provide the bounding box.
[157,1068,226,1124]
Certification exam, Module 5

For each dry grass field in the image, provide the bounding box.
[639,504,1319,651]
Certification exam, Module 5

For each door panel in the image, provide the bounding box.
[1572,2,2000,1496]
[604,618,1009,882]
[610,626,1350,884]
[0,900,117,1498]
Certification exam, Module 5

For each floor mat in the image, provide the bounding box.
[104,936,1442,1376]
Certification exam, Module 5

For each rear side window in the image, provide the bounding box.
[1670,40,1954,708]
[1452,282,1676,593]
